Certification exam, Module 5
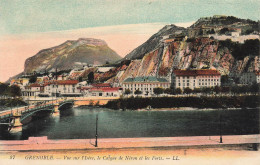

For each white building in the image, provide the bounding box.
[122,76,170,96]
[240,72,260,85]
[172,69,221,90]
[44,80,81,97]
[21,83,44,97]
[22,80,81,97]
[89,87,122,97]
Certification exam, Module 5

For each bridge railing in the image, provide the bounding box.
[0,114,12,120]
[0,99,74,120]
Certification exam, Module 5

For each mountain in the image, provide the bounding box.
[123,24,187,60]
[190,15,259,30]
[125,15,259,61]
[107,16,259,84]
[24,38,121,73]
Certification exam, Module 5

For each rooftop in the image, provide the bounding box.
[173,69,221,76]
[123,76,168,83]
[90,87,121,92]
[92,83,112,88]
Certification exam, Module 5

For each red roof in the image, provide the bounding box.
[30,83,43,87]
[255,71,260,76]
[55,80,79,85]
[173,69,221,76]
[92,83,111,88]
[90,87,120,92]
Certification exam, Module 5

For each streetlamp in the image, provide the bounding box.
[219,111,223,143]
[95,114,98,147]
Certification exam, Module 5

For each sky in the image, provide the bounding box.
[0,0,259,82]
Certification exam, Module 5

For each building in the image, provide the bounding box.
[10,77,29,86]
[172,69,221,90]
[89,87,122,97]
[21,83,44,97]
[239,71,260,85]
[122,76,170,96]
[22,80,81,97]
[44,80,81,97]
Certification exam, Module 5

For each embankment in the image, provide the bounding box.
[105,95,259,110]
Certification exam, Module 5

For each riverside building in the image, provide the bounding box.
[122,76,170,96]
[239,71,260,85]
[172,69,221,90]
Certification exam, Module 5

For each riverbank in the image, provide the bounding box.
[136,107,259,111]
[105,95,260,110]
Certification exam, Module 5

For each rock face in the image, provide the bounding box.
[24,38,121,73]
[113,37,259,84]
[124,24,187,60]
[108,16,259,83]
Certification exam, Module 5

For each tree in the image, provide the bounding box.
[29,75,37,83]
[164,88,173,95]
[175,88,182,95]
[231,85,240,95]
[124,89,131,96]
[87,72,94,84]
[193,88,201,94]
[184,87,192,95]
[134,89,142,96]
[9,85,21,97]
[0,83,9,96]
[219,28,229,35]
[221,75,229,85]
[207,29,215,34]
[249,83,259,95]
[214,86,221,94]
[153,87,164,96]
[201,87,212,95]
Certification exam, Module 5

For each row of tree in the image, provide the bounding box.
[124,83,259,96]
[106,95,259,110]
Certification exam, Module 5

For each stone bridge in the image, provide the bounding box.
[0,99,74,133]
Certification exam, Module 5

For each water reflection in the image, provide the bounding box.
[0,107,259,140]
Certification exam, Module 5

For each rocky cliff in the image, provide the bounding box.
[109,37,259,84]
[24,38,121,73]
[107,16,259,84]
[123,24,187,60]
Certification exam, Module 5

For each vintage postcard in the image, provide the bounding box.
[0,0,259,165]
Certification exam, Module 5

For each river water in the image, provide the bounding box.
[0,107,259,140]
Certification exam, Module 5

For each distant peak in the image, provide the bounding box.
[75,38,107,46]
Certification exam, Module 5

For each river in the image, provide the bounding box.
[0,107,259,140]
